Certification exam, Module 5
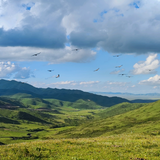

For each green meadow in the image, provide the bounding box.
[1,95,160,159]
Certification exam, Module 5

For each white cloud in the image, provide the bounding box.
[108,81,127,86]
[0,61,33,79]
[139,74,160,85]
[51,81,75,85]
[79,81,99,85]
[14,67,34,79]
[132,54,159,75]
[51,81,99,86]
[0,46,96,63]
[0,0,160,60]
[0,61,16,77]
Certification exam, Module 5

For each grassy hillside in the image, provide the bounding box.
[1,134,160,159]
[0,99,149,145]
[0,101,102,145]
[1,99,160,159]
[97,102,146,118]
[56,100,160,138]
[7,96,104,110]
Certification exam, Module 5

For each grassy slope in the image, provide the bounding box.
[1,134,160,159]
[56,100,160,138]
[0,106,101,145]
[97,102,146,118]
[0,100,148,146]
[15,97,103,110]
[1,100,160,159]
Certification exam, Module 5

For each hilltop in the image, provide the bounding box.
[0,79,131,107]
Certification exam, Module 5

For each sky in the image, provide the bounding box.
[1,0,160,94]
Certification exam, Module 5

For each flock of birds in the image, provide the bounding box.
[32,52,60,78]
[32,49,153,79]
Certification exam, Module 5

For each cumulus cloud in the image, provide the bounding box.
[0,0,160,62]
[139,74,160,85]
[132,54,159,75]
[0,46,96,63]
[64,0,160,54]
[14,67,34,79]
[0,61,33,79]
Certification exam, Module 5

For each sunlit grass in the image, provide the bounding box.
[1,134,160,159]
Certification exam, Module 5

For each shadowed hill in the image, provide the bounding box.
[0,79,130,107]
[0,97,26,108]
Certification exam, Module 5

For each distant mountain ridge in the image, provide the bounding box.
[0,79,131,107]
[91,91,160,102]
[91,91,160,96]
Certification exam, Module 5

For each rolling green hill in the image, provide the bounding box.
[55,100,160,138]
[97,102,146,119]
[1,100,160,159]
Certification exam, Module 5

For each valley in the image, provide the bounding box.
[0,80,160,159]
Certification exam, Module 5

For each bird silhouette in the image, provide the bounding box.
[115,65,123,68]
[32,52,41,56]
[126,75,132,78]
[119,74,126,76]
[113,54,122,57]
[56,74,60,78]
[72,48,81,51]
[48,70,54,72]
[94,68,99,72]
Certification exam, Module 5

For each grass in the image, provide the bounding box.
[1,97,160,159]
[54,100,160,138]
[1,134,160,159]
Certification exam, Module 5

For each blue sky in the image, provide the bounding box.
[0,0,160,94]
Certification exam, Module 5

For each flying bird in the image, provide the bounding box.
[113,54,122,57]
[56,74,60,78]
[72,48,81,51]
[94,68,99,72]
[119,74,126,76]
[32,52,41,56]
[48,70,54,72]
[126,75,133,78]
[115,65,123,68]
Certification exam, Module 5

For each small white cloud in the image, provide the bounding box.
[0,61,17,78]
[51,81,100,87]
[139,74,160,85]
[14,67,33,79]
[108,81,127,86]
[132,54,159,75]
[52,81,75,85]
[132,85,135,88]
[0,61,33,79]
[79,81,99,85]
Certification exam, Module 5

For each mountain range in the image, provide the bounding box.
[0,79,157,107]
